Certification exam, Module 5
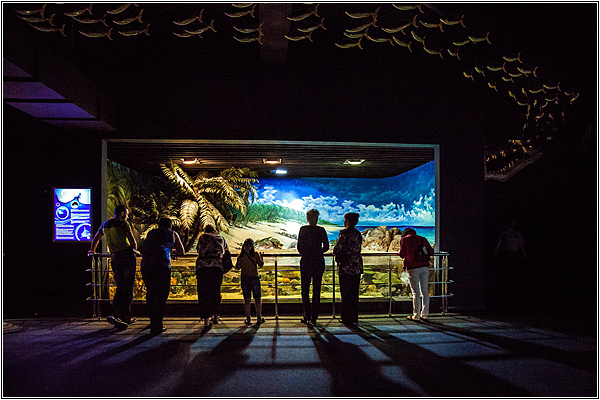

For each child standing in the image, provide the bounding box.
[235,238,265,325]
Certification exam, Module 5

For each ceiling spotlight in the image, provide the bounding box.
[272,169,288,175]
[263,158,281,165]
[344,159,365,165]
[181,158,199,164]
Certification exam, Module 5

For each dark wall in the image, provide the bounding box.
[484,128,597,316]
[3,105,103,317]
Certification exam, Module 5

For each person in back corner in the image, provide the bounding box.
[196,224,228,330]
[333,212,363,327]
[235,238,265,325]
[140,217,185,335]
[297,209,329,327]
[398,227,434,321]
[89,205,140,330]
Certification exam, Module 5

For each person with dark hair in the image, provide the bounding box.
[235,238,265,325]
[89,205,140,330]
[398,227,434,321]
[297,209,329,327]
[333,212,363,326]
[195,224,229,330]
[141,217,185,334]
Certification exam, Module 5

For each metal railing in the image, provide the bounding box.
[88,252,452,318]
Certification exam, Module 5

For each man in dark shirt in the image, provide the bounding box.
[89,205,139,329]
[297,209,329,327]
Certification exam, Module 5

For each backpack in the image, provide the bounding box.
[415,238,431,263]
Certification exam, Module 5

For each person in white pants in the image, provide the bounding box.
[398,228,434,321]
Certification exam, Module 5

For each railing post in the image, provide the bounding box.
[332,257,336,318]
[388,255,393,317]
[274,258,279,319]
[442,254,448,314]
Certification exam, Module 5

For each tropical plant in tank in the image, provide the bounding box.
[130,189,182,239]
[160,162,258,250]
[107,161,134,217]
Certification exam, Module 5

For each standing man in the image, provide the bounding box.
[141,217,185,334]
[89,205,139,330]
[297,209,329,327]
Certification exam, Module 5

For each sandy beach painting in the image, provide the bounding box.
[224,161,435,251]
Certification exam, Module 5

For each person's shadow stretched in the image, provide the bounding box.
[310,326,422,397]
[171,324,258,396]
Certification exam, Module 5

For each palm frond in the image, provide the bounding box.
[180,199,199,229]
[160,162,196,196]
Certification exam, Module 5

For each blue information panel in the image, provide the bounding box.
[53,188,92,242]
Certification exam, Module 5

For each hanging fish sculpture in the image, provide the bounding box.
[419,20,441,30]
[64,4,92,17]
[107,4,134,15]
[233,35,263,44]
[392,36,412,51]
[422,41,442,57]
[17,13,55,25]
[345,22,373,33]
[173,31,193,38]
[79,27,113,40]
[345,7,379,19]
[452,39,470,46]
[72,15,109,26]
[365,32,391,44]
[233,23,262,34]
[118,24,150,36]
[440,14,465,28]
[297,17,326,33]
[185,20,217,35]
[226,4,256,18]
[173,9,203,26]
[486,63,504,72]
[410,30,424,43]
[469,32,490,44]
[392,4,423,13]
[344,31,366,39]
[503,53,522,63]
[382,19,414,34]
[284,31,313,42]
[113,9,143,25]
[335,37,363,49]
[15,3,46,17]
[287,4,319,21]
[232,3,254,8]
[30,22,66,36]
[446,48,459,59]
[463,71,474,80]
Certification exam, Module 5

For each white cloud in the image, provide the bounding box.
[258,186,435,226]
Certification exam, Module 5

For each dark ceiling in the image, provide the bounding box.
[106,139,435,178]
[3,3,597,180]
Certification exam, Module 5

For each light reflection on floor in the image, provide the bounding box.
[3,314,597,397]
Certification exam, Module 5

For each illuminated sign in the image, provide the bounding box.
[53,188,92,242]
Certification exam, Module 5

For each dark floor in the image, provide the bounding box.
[3,313,597,397]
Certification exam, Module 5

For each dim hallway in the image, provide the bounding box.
[3,314,596,397]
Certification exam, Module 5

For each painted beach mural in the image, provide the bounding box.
[221,161,435,253]
[105,160,436,301]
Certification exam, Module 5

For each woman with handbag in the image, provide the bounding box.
[333,212,363,326]
[235,238,265,325]
[195,224,229,330]
[398,227,434,321]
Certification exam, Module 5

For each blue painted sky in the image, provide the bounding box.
[256,161,435,226]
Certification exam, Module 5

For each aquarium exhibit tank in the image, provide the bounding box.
[155,161,437,302]
[105,160,437,303]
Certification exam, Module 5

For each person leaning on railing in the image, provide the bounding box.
[398,227,434,322]
[88,205,140,330]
